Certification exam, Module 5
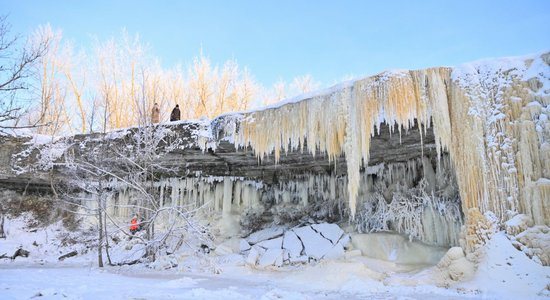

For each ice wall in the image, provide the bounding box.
[231,68,452,219]
[99,154,462,247]
[51,52,549,252]
[449,54,550,251]
[223,52,550,250]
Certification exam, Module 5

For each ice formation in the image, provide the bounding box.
[222,51,550,250]
[94,154,461,247]
[16,51,547,253]
[242,223,350,268]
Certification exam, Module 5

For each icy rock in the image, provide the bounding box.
[516,225,550,266]
[216,237,240,254]
[247,226,285,245]
[239,239,251,253]
[282,230,303,258]
[444,247,466,261]
[245,223,348,267]
[435,246,475,286]
[289,255,309,264]
[293,226,334,260]
[323,243,345,259]
[246,246,263,266]
[256,237,283,250]
[258,248,284,268]
[505,214,533,236]
[283,249,290,261]
[311,223,343,244]
[337,234,351,249]
[214,244,233,256]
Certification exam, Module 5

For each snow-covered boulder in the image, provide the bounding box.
[514,225,550,266]
[245,246,264,266]
[239,239,251,252]
[505,214,533,236]
[244,223,348,268]
[215,237,241,255]
[311,223,344,244]
[323,243,345,259]
[258,248,284,267]
[246,226,285,245]
[293,226,335,260]
[434,247,475,287]
[282,230,303,258]
[256,237,283,250]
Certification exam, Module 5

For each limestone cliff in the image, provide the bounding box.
[1,51,548,252]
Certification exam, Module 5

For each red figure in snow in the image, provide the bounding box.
[130,216,138,235]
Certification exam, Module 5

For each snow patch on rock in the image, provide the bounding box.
[504,213,533,236]
[513,225,550,266]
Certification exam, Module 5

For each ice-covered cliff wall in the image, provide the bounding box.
[221,51,549,250]
[1,51,548,251]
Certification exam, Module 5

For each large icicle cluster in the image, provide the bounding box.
[60,52,549,253]
[449,53,550,242]
[232,68,451,218]
[95,155,462,247]
[355,157,462,247]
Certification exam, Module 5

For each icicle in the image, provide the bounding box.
[222,177,233,216]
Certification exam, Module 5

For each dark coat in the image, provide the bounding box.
[170,106,181,121]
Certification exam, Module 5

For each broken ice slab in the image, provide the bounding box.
[311,223,344,244]
[246,226,286,245]
[292,226,335,260]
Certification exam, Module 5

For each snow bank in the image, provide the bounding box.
[459,231,550,299]
[0,214,92,265]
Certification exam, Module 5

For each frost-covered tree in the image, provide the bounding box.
[0,15,50,131]
[61,124,211,266]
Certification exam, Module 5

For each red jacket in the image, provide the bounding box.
[130,218,138,231]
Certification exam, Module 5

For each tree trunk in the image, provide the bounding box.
[97,191,104,268]
[103,210,112,265]
[0,214,5,239]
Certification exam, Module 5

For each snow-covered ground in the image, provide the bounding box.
[0,263,478,300]
[1,215,549,299]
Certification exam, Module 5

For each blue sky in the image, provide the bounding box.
[2,0,549,87]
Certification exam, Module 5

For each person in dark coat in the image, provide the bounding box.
[170,104,181,121]
[151,103,160,123]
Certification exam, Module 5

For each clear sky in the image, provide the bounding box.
[2,0,549,87]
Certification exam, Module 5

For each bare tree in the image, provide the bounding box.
[63,42,88,133]
[0,15,50,131]
[61,123,211,266]
[30,24,72,136]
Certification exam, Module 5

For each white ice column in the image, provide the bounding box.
[223,177,233,216]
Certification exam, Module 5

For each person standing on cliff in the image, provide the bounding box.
[151,103,160,123]
[170,104,181,121]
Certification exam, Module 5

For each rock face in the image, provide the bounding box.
[0,119,436,192]
[1,116,454,246]
[1,51,548,254]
